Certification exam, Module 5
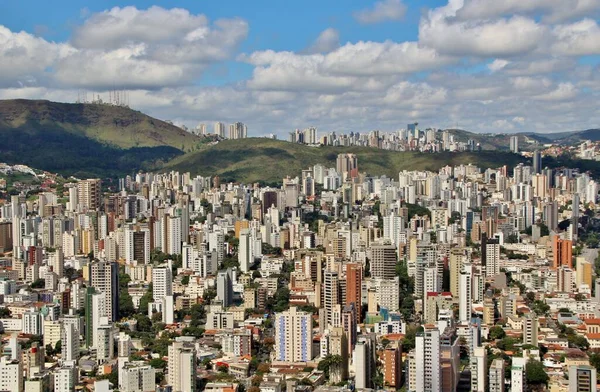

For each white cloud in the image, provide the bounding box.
[534,83,578,101]
[354,0,407,24]
[455,0,600,23]
[0,26,72,87]
[240,41,453,93]
[488,59,509,72]
[303,28,340,54]
[419,15,547,57]
[0,7,248,90]
[552,19,600,56]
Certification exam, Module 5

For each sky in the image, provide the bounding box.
[1,0,600,136]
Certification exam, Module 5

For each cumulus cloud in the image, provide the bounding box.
[552,19,600,56]
[419,14,547,57]
[240,41,454,93]
[354,0,407,24]
[2,1,600,135]
[455,0,600,23]
[0,26,72,87]
[303,28,340,54]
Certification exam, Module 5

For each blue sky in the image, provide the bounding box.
[1,0,600,135]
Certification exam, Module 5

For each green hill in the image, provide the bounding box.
[0,99,200,149]
[165,138,529,184]
[0,99,204,178]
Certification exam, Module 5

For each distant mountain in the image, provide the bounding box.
[0,99,204,177]
[445,127,600,149]
[0,99,199,149]
[165,138,529,184]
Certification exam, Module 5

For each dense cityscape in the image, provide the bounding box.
[3,0,600,391]
[1,143,600,392]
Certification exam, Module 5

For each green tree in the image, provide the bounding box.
[525,360,549,385]
[488,325,506,340]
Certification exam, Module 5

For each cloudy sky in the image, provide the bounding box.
[1,0,600,136]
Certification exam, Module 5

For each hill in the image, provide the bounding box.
[0,99,200,150]
[0,99,205,178]
[165,138,529,184]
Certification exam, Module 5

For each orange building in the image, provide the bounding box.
[383,344,402,388]
[345,263,362,322]
[553,236,573,269]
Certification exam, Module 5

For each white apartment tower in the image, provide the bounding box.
[415,325,441,392]
[168,341,197,392]
[274,307,314,362]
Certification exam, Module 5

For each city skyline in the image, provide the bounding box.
[1,1,600,135]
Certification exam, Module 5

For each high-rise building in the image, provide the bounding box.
[96,323,114,363]
[324,271,340,326]
[345,263,362,323]
[383,344,402,388]
[370,242,397,279]
[61,323,79,362]
[0,356,23,392]
[471,346,487,392]
[214,122,225,138]
[274,307,313,362]
[523,314,538,346]
[415,325,441,392]
[89,260,119,322]
[238,229,252,273]
[168,341,197,392]
[152,267,173,301]
[511,357,526,392]
[553,236,573,269]
[54,361,76,392]
[449,247,466,298]
[568,365,597,392]
[23,309,43,335]
[354,336,375,389]
[459,264,473,322]
[489,358,505,392]
[77,179,101,211]
[510,136,519,153]
[481,234,500,277]
[336,153,358,180]
[533,150,542,174]
[125,228,150,264]
[216,269,233,307]
[120,362,156,392]
[228,122,247,139]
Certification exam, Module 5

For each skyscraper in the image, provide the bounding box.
[77,179,102,211]
[489,358,505,392]
[533,150,542,174]
[274,307,313,362]
[459,264,473,322]
[481,234,500,277]
[510,136,519,153]
[553,236,573,269]
[324,271,340,326]
[415,325,441,392]
[168,340,197,392]
[370,242,397,279]
[345,263,362,323]
[217,269,233,307]
[152,267,173,302]
[568,365,597,392]
[89,260,119,322]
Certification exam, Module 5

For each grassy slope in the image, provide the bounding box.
[0,99,200,150]
[165,138,529,183]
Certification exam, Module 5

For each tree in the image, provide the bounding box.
[568,334,590,350]
[0,307,11,318]
[525,360,549,385]
[149,358,167,369]
[31,279,45,289]
[488,325,506,340]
